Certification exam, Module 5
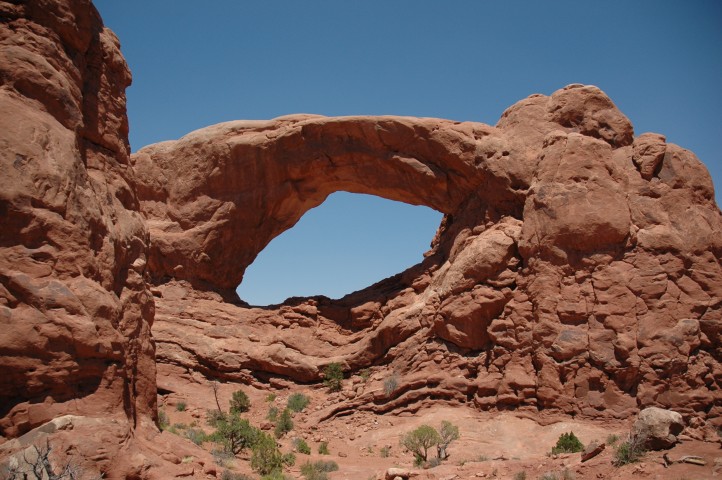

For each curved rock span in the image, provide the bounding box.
[138,85,722,423]
[1,0,721,476]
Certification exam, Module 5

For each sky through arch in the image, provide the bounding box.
[236,192,443,306]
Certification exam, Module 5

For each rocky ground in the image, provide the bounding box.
[154,377,722,480]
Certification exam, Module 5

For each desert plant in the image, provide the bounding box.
[380,445,390,458]
[551,432,584,454]
[211,380,223,412]
[400,424,440,462]
[612,436,645,466]
[267,405,279,422]
[359,368,371,382]
[176,401,187,412]
[540,474,559,480]
[287,393,310,412]
[0,440,90,480]
[221,471,253,480]
[606,433,619,446]
[230,389,251,414]
[293,438,311,455]
[323,362,344,392]
[513,472,527,480]
[211,413,261,454]
[251,432,294,476]
[318,441,330,455]
[274,408,293,438]
[383,373,399,395]
[206,408,226,427]
[266,393,277,402]
[158,409,170,430]
[300,460,339,480]
[436,420,459,460]
[561,468,575,480]
[186,427,207,445]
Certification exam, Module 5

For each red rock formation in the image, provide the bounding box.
[139,85,721,427]
[1,0,721,476]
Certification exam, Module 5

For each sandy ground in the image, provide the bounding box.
[157,376,722,480]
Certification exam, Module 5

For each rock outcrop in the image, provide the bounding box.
[139,85,721,424]
[1,0,721,476]
[632,407,685,450]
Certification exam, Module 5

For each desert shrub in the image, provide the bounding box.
[267,405,279,422]
[318,441,330,455]
[158,410,170,430]
[206,408,226,427]
[266,393,277,402]
[323,363,344,392]
[400,425,440,462]
[274,408,293,438]
[211,448,235,468]
[561,468,575,480]
[427,456,441,468]
[251,432,294,476]
[287,393,310,412]
[551,432,584,454]
[380,445,390,457]
[383,373,399,396]
[293,437,311,455]
[300,460,339,480]
[186,427,207,445]
[513,472,526,480]
[612,436,645,466]
[173,423,188,430]
[176,401,187,412]
[221,471,253,480]
[211,413,260,454]
[437,420,459,460]
[230,389,251,414]
[359,368,371,382]
[606,433,619,446]
[540,474,559,480]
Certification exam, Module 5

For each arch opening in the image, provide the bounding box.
[235,192,443,306]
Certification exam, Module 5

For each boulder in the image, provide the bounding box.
[632,407,685,450]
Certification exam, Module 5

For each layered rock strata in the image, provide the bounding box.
[138,86,721,425]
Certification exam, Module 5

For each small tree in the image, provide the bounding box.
[274,408,293,438]
[212,413,260,454]
[323,363,344,392]
[251,432,295,476]
[551,431,584,454]
[436,420,460,460]
[230,389,251,414]
[400,425,440,463]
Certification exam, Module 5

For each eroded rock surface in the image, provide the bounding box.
[1,0,721,476]
[139,85,721,425]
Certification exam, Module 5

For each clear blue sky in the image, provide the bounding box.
[95,1,722,306]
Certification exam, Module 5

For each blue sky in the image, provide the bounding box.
[95,1,722,305]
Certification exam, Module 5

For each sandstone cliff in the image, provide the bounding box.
[0,0,720,477]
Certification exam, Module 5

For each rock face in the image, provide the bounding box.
[139,85,722,424]
[0,0,160,474]
[1,0,721,476]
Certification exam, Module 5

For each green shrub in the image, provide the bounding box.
[287,393,310,412]
[318,441,329,455]
[437,420,459,460]
[323,363,344,392]
[383,374,399,395]
[230,389,251,414]
[158,410,170,430]
[267,405,279,422]
[186,427,207,445]
[513,472,526,480]
[274,408,293,438]
[211,413,260,454]
[606,434,619,446]
[176,401,187,412]
[206,408,226,427]
[251,432,294,476]
[359,368,371,382]
[612,437,645,467]
[380,445,390,457]
[300,460,339,480]
[293,437,311,455]
[221,471,253,480]
[266,393,277,402]
[400,425,440,462]
[551,432,584,454]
